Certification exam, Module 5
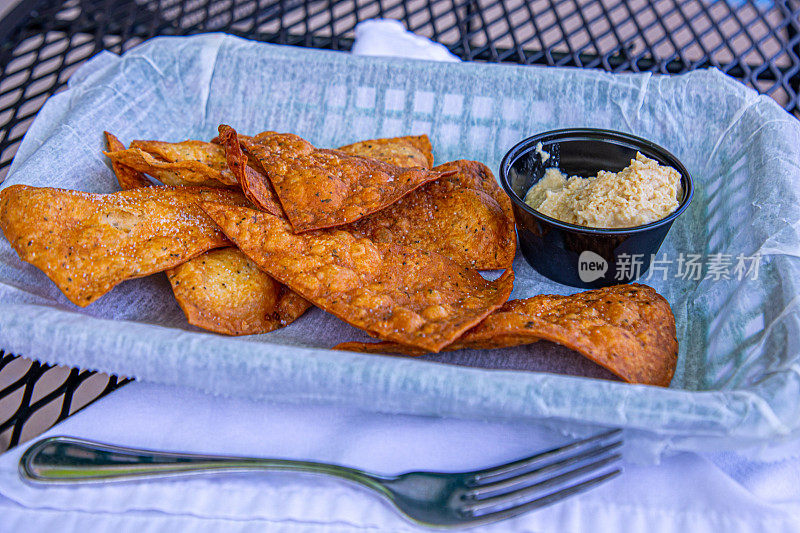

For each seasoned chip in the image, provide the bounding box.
[201,203,514,351]
[273,289,314,326]
[0,185,247,306]
[105,129,303,333]
[402,135,434,167]
[157,126,307,336]
[239,130,453,232]
[337,135,433,169]
[217,125,284,217]
[105,140,237,187]
[434,160,516,236]
[167,247,311,335]
[104,132,152,190]
[344,160,516,269]
[335,284,678,386]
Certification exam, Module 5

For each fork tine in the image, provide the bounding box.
[462,469,621,523]
[466,439,622,497]
[461,453,621,514]
[470,428,622,482]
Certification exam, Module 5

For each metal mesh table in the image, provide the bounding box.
[1,0,799,452]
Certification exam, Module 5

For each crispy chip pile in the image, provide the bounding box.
[0,126,679,388]
[167,247,311,335]
[201,202,514,351]
[335,284,678,386]
[109,128,294,333]
[0,185,247,306]
[105,140,237,187]
[345,160,516,269]
[337,135,433,169]
[104,132,152,190]
[102,126,310,335]
[241,131,452,232]
[217,125,284,217]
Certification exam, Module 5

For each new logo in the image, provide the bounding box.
[578,251,608,283]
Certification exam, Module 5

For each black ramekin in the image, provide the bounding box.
[499,128,694,288]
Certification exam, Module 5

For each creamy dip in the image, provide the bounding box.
[523,153,682,229]
[534,142,550,163]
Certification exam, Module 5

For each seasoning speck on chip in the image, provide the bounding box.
[524,153,682,229]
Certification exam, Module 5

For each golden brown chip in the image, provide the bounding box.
[435,160,516,237]
[273,289,314,326]
[337,135,433,169]
[167,247,311,335]
[104,132,152,190]
[335,284,678,387]
[331,138,515,268]
[105,140,237,187]
[105,130,304,333]
[0,185,248,306]
[217,125,284,217]
[404,135,434,168]
[344,160,516,270]
[147,126,306,336]
[240,130,453,232]
[201,202,514,352]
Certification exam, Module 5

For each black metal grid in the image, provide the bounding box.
[0,350,131,450]
[1,0,798,180]
[0,0,799,451]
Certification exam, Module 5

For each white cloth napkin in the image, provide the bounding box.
[1,19,799,533]
[1,382,799,532]
[351,19,460,62]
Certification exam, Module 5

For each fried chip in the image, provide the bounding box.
[0,185,248,306]
[239,130,453,232]
[167,247,311,335]
[217,125,284,217]
[105,140,237,187]
[104,132,152,190]
[158,126,307,336]
[335,284,678,386]
[337,135,433,169]
[201,202,514,351]
[434,159,516,235]
[105,129,302,333]
[344,160,516,269]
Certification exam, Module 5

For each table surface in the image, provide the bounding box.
[1,0,799,453]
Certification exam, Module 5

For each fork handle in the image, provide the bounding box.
[20,436,389,491]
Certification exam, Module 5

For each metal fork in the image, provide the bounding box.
[20,430,622,528]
